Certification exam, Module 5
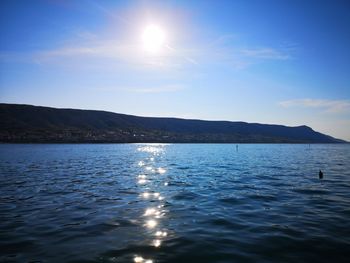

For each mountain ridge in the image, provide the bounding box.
[0,103,345,143]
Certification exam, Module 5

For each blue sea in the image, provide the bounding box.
[1,144,350,263]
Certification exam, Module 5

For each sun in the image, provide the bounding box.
[142,24,166,53]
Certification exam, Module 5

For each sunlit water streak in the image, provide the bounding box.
[0,144,350,263]
[135,144,168,263]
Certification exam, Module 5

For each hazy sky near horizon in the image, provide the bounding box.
[1,0,350,140]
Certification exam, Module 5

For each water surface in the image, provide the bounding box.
[1,144,350,262]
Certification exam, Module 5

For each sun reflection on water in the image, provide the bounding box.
[144,208,158,216]
[155,231,167,237]
[157,167,166,174]
[146,219,157,228]
[152,239,161,247]
[134,256,153,263]
[142,192,150,198]
[134,256,144,262]
[138,179,147,184]
[137,145,165,154]
[135,144,170,262]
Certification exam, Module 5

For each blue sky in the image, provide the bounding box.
[1,0,349,140]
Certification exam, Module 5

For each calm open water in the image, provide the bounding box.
[0,144,350,263]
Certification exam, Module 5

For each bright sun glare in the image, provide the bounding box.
[142,24,166,53]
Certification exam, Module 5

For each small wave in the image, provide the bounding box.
[293,188,329,195]
[246,193,278,202]
[172,191,201,200]
[218,197,243,205]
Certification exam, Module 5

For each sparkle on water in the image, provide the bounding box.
[144,208,157,216]
[137,179,147,184]
[146,219,157,229]
[152,239,161,247]
[157,167,166,174]
[142,192,150,198]
[155,231,167,237]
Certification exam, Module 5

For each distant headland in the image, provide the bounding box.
[0,103,346,143]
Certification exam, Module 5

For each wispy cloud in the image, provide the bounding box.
[95,84,185,94]
[126,84,185,93]
[37,40,139,61]
[240,47,290,60]
[31,36,197,70]
[203,34,294,69]
[87,0,130,25]
[279,99,350,113]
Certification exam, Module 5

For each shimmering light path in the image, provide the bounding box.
[135,144,169,263]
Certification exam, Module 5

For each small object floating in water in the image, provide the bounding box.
[319,170,324,179]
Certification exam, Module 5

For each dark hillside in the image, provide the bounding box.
[0,103,344,143]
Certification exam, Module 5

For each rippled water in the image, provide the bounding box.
[1,144,350,263]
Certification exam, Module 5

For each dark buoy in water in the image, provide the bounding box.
[319,170,323,179]
[236,145,238,152]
